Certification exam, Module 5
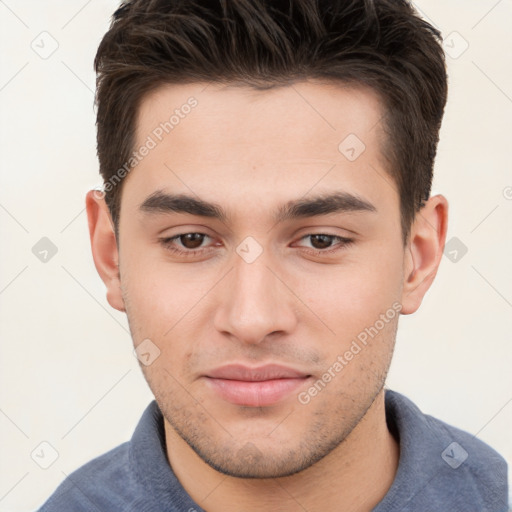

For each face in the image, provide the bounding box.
[114,81,408,477]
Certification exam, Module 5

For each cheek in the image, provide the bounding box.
[121,247,201,326]
[296,249,403,339]
[120,250,215,369]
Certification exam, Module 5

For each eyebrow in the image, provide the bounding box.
[139,190,376,224]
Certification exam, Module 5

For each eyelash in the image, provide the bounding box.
[159,233,354,258]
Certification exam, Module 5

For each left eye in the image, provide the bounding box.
[298,234,347,250]
[294,233,353,253]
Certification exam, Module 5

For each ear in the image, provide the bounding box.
[400,194,449,315]
[85,190,126,312]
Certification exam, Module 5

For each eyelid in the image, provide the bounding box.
[156,224,216,237]
[292,224,358,237]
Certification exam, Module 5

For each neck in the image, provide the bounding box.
[164,389,399,512]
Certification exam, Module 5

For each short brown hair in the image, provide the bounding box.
[94,0,447,242]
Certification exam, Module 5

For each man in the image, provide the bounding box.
[39,0,508,510]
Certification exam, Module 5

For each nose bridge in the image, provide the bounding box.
[213,245,297,344]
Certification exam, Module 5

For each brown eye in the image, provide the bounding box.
[309,234,336,249]
[160,233,213,256]
[177,233,206,249]
[294,234,355,255]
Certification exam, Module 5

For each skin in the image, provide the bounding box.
[86,80,448,511]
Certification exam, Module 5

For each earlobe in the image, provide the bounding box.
[400,194,449,315]
[85,190,126,312]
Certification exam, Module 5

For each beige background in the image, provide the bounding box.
[0,1,511,510]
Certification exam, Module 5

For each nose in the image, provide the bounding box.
[213,248,298,345]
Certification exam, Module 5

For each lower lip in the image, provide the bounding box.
[205,377,309,407]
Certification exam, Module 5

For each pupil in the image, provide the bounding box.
[181,233,204,249]
[311,235,332,249]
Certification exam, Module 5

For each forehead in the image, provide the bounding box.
[134,80,386,160]
[122,80,397,227]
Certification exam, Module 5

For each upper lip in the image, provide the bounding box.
[206,364,310,381]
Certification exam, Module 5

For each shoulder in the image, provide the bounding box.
[423,407,508,504]
[37,441,143,511]
[382,389,509,511]
[36,401,177,512]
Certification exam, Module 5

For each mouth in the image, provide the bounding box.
[204,364,312,407]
